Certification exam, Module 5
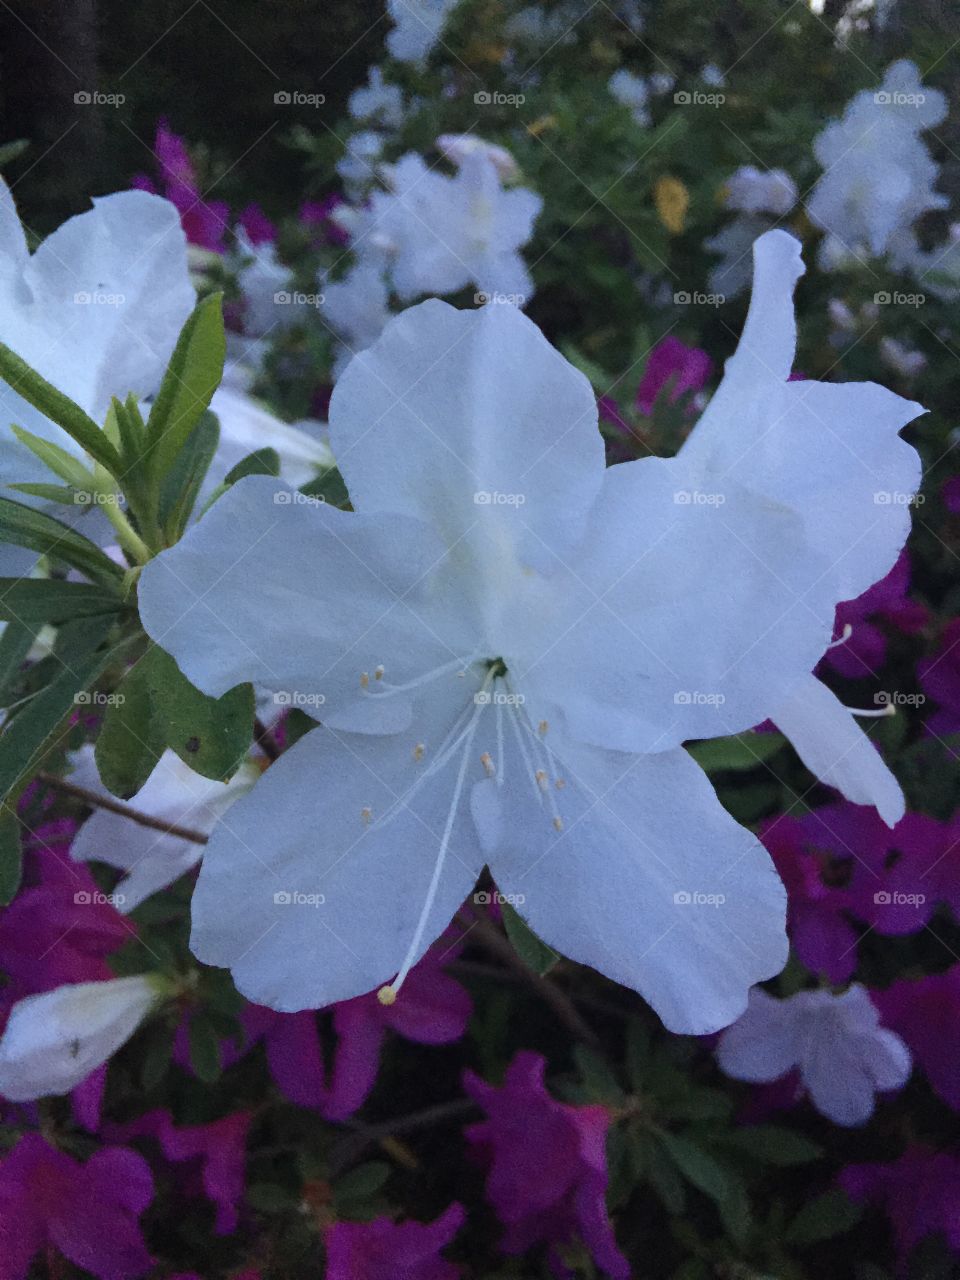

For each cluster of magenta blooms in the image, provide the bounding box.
[2,126,960,1279]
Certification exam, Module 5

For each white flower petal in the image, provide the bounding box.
[486,736,787,1033]
[138,475,464,727]
[0,976,159,1100]
[716,988,800,1081]
[330,299,604,577]
[189,676,486,1010]
[772,676,905,827]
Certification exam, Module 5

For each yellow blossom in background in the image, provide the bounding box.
[654,175,689,234]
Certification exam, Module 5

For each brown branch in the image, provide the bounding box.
[457,906,601,1048]
[37,772,209,844]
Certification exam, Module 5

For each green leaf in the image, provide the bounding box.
[10,423,95,490]
[573,1043,625,1105]
[687,731,786,772]
[95,657,166,799]
[158,409,220,539]
[144,646,253,781]
[646,1134,687,1214]
[0,809,22,905]
[659,1131,751,1243]
[300,465,350,508]
[0,614,121,801]
[187,1015,222,1082]
[0,618,37,707]
[333,1162,391,1207]
[0,497,125,587]
[9,482,80,505]
[0,578,124,624]
[719,1125,823,1166]
[786,1188,862,1245]
[146,293,225,482]
[224,448,281,484]
[111,394,147,464]
[0,341,121,474]
[501,901,559,975]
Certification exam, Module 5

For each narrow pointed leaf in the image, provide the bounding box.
[0,578,125,624]
[146,293,225,482]
[0,497,125,587]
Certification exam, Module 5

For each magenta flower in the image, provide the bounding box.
[463,1052,629,1279]
[133,121,228,253]
[841,1147,960,1273]
[237,202,277,246]
[113,1109,249,1235]
[919,618,960,737]
[634,336,712,416]
[875,966,960,1110]
[763,805,946,981]
[300,195,350,246]
[0,1134,154,1280]
[0,821,129,1003]
[823,551,928,679]
[204,943,470,1119]
[325,1203,464,1279]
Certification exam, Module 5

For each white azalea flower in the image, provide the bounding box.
[723,166,797,217]
[0,177,194,494]
[69,745,259,912]
[806,60,947,267]
[879,336,926,379]
[359,151,540,304]
[386,0,461,64]
[138,231,921,1033]
[436,134,519,181]
[233,228,300,339]
[717,985,911,1126]
[349,66,406,129]
[0,975,165,1100]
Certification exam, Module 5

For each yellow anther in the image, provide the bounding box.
[553,816,564,832]
[377,985,397,1006]
[360,672,370,689]
[481,752,495,777]
[538,720,549,736]
[374,665,385,681]
[535,769,548,791]
[555,779,566,790]
[361,806,373,825]
[413,743,425,762]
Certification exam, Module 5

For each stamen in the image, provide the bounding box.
[538,720,549,735]
[380,677,491,1003]
[361,806,373,825]
[481,752,495,777]
[374,665,385,681]
[535,768,548,792]
[553,816,564,832]
[555,778,566,790]
[413,743,425,762]
[827,624,853,650]
[360,656,475,700]
[848,703,897,719]
[360,672,370,689]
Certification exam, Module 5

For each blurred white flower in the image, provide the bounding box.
[705,214,771,297]
[386,0,461,64]
[0,975,165,1100]
[336,131,384,197]
[717,985,911,1126]
[436,134,518,180]
[69,745,259,911]
[348,66,406,129]
[724,165,797,217]
[234,228,297,337]
[879,335,927,378]
[807,60,947,267]
[608,69,652,126]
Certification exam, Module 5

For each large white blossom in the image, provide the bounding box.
[806,60,947,268]
[0,975,164,1100]
[717,985,911,1126]
[139,231,921,1034]
[68,745,259,912]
